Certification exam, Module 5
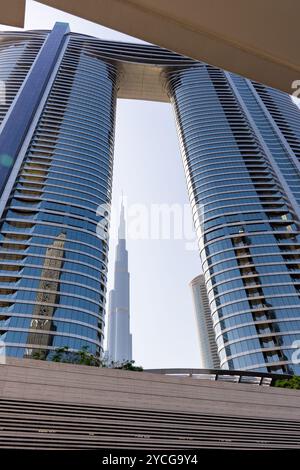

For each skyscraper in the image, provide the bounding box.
[190,274,220,369]
[167,66,300,375]
[0,24,117,359]
[0,23,300,375]
[107,203,132,364]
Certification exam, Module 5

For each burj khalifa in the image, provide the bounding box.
[107,203,132,364]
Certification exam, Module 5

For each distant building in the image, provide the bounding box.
[190,275,220,369]
[107,203,132,364]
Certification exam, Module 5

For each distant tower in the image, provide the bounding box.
[190,275,220,369]
[107,203,132,363]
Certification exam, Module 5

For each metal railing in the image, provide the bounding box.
[145,368,293,386]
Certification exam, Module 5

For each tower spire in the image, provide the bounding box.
[118,195,126,241]
[107,199,132,364]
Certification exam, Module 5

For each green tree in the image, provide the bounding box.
[110,360,143,371]
[31,346,143,370]
[274,376,300,389]
[31,350,47,361]
[49,346,102,367]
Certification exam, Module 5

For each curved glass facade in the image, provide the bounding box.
[0,28,193,362]
[0,34,119,358]
[167,64,300,374]
[0,24,300,373]
[0,31,46,126]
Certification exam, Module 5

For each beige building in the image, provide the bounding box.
[190,274,220,369]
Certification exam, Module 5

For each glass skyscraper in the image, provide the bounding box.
[168,65,300,374]
[190,274,220,369]
[0,24,118,359]
[1,23,300,374]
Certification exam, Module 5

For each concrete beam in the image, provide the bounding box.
[37,0,300,94]
[0,0,25,27]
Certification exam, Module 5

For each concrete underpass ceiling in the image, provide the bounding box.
[2,0,300,94]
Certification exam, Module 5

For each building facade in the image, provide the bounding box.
[167,65,300,375]
[190,274,220,368]
[0,24,118,359]
[107,203,132,364]
[0,23,300,374]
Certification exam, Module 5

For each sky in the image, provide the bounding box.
[0,0,202,369]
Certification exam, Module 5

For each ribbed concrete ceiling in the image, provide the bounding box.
[37,0,300,94]
[1,0,300,94]
[1,0,25,27]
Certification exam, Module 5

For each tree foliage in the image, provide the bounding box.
[108,360,144,371]
[30,346,143,371]
[274,376,300,389]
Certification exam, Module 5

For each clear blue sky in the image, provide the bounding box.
[0,0,202,369]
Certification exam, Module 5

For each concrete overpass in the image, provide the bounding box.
[1,0,300,94]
